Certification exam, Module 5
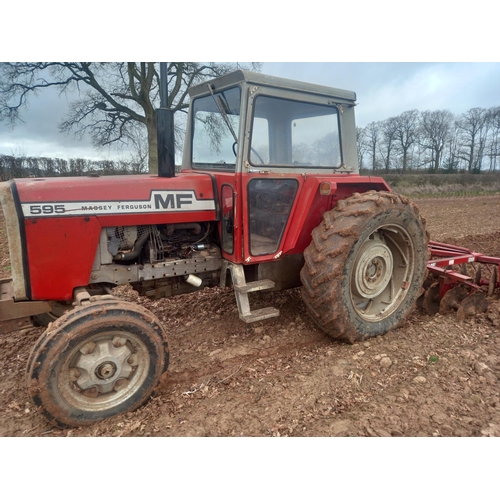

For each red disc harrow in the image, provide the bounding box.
[428,241,500,295]
[422,241,500,316]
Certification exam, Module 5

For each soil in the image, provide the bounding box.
[1,195,500,437]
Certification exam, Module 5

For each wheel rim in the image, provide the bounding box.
[58,331,150,412]
[350,225,415,321]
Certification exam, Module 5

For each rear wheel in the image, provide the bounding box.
[301,191,429,343]
[27,300,169,428]
[33,301,72,327]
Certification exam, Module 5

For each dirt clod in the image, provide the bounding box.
[380,357,392,368]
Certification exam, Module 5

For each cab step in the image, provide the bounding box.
[240,306,279,323]
[234,279,275,294]
[221,262,279,323]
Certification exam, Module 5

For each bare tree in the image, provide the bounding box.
[442,125,462,172]
[455,107,490,172]
[419,110,454,173]
[0,62,261,173]
[379,117,398,173]
[365,121,381,172]
[394,110,419,173]
[356,126,368,170]
[486,107,500,171]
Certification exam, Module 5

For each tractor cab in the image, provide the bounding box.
[183,70,359,175]
[180,71,370,270]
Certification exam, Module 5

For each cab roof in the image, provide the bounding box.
[188,70,357,102]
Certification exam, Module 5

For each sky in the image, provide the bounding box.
[1,62,499,161]
[2,1,499,162]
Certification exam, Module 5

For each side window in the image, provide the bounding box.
[221,184,234,254]
[247,178,298,255]
[250,117,269,164]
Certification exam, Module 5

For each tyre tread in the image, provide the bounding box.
[301,191,429,343]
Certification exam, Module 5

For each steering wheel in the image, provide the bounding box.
[232,141,266,164]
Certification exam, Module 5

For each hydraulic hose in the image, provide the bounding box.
[113,230,151,262]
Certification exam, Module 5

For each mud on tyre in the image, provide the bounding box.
[27,300,169,428]
[300,191,429,343]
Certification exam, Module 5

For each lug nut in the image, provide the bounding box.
[114,379,129,391]
[127,354,138,367]
[80,341,96,355]
[82,387,99,398]
[112,336,127,347]
[69,368,81,382]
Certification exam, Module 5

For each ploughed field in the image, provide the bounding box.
[1,195,500,436]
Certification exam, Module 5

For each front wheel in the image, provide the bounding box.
[27,300,169,428]
[300,191,429,343]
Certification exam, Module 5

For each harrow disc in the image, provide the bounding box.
[489,267,498,297]
[460,263,468,276]
[439,286,469,315]
[422,282,440,315]
[474,266,482,285]
[457,292,489,321]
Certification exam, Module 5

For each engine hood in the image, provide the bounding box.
[13,172,217,217]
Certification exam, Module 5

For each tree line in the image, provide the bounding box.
[0,154,146,181]
[357,107,500,174]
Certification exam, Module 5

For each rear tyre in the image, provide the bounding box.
[300,191,429,343]
[27,300,169,428]
[33,301,72,327]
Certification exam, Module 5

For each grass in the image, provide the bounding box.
[376,173,500,199]
[400,190,500,199]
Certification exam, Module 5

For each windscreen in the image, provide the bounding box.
[192,86,241,170]
[250,95,342,168]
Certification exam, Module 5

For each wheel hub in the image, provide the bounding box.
[96,362,117,379]
[354,240,393,299]
[73,338,134,394]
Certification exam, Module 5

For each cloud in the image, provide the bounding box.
[264,63,500,127]
[2,63,500,159]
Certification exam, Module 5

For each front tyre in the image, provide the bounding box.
[300,191,429,343]
[27,300,169,428]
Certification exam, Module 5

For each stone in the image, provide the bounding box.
[431,412,448,425]
[380,357,392,368]
[473,361,491,376]
[481,424,500,437]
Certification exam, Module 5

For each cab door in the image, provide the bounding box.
[242,175,300,262]
[240,88,343,263]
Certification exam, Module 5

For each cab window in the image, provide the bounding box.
[192,86,241,170]
[250,95,341,168]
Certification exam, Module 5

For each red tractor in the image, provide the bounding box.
[1,70,431,427]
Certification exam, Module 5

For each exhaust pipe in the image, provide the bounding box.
[157,62,175,178]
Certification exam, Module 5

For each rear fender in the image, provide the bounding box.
[281,176,391,255]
